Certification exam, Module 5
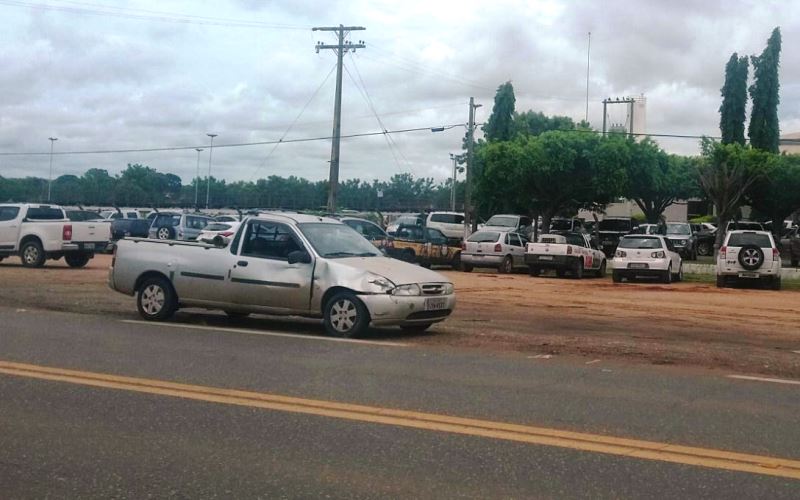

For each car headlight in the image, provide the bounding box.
[651,251,666,258]
[368,275,394,292]
[392,284,421,296]
[443,283,454,295]
[615,250,627,258]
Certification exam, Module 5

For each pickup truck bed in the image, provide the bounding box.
[525,232,607,279]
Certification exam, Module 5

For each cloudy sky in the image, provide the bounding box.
[1,0,798,184]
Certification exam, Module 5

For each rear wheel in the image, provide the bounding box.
[499,255,513,274]
[136,276,177,321]
[461,263,474,273]
[556,268,566,278]
[65,253,91,268]
[595,260,607,278]
[156,226,175,240]
[20,240,46,268]
[452,252,462,271]
[572,259,584,279]
[324,292,369,338]
[697,241,712,257]
[716,275,726,288]
[771,276,782,291]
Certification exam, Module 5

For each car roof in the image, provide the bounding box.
[253,212,341,225]
[727,230,771,235]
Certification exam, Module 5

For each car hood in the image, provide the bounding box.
[332,256,450,286]
[481,225,517,232]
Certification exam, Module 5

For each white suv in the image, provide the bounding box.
[426,212,465,240]
[716,230,781,290]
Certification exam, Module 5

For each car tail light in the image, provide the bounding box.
[720,246,727,259]
[566,246,572,255]
[773,248,780,261]
[220,231,234,237]
[494,243,502,252]
[615,250,627,258]
[651,251,666,258]
[62,224,73,241]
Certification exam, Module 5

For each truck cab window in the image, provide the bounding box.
[241,221,302,260]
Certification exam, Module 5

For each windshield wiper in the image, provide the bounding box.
[323,251,378,258]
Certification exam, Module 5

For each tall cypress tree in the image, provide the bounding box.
[719,53,748,145]
[483,81,516,142]
[748,27,782,153]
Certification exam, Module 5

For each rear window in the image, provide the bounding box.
[430,213,464,224]
[618,237,663,249]
[155,214,180,226]
[0,206,20,221]
[550,219,574,231]
[186,216,211,230]
[467,231,500,243]
[565,233,585,246]
[26,207,64,220]
[485,216,517,227]
[727,233,772,248]
[599,219,632,232]
[204,223,231,231]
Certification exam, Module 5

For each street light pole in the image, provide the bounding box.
[194,148,204,209]
[47,137,58,202]
[205,134,217,210]
[449,153,458,212]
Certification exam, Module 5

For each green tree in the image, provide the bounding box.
[719,53,749,145]
[625,139,698,223]
[696,140,769,250]
[746,153,800,242]
[748,27,782,153]
[512,111,575,137]
[51,175,83,205]
[483,81,516,142]
[80,169,116,205]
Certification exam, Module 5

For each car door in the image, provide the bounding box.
[227,220,314,312]
[425,228,450,265]
[0,206,22,250]
[508,233,525,267]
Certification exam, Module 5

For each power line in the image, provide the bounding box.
[248,63,338,181]
[0,0,311,29]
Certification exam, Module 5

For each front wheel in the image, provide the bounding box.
[612,270,622,283]
[65,253,91,268]
[662,266,672,284]
[673,264,683,282]
[137,276,177,321]
[461,263,474,273]
[595,260,607,278]
[156,226,175,240]
[20,240,46,268]
[324,292,370,338]
[572,259,584,279]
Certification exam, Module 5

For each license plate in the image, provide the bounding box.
[84,243,95,250]
[738,272,758,278]
[424,297,447,311]
[538,255,553,260]
[629,263,648,269]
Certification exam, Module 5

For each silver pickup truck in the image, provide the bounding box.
[109,212,456,338]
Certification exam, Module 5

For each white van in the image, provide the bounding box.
[426,212,465,240]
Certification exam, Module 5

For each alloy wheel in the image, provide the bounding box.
[141,284,165,315]
[330,299,358,333]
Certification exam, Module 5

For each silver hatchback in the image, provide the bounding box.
[148,213,213,241]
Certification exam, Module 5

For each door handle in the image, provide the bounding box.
[237,261,248,267]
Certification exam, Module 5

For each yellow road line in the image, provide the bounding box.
[2,360,799,480]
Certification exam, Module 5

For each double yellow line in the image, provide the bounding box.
[2,360,799,480]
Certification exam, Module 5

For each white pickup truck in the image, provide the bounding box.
[524,232,607,278]
[0,203,111,268]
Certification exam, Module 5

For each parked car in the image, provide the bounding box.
[665,222,697,260]
[716,230,781,289]
[0,203,111,268]
[612,235,683,283]
[148,213,213,241]
[339,217,393,252]
[633,223,662,235]
[481,214,533,238]
[386,214,424,235]
[197,221,242,246]
[691,223,717,256]
[779,226,799,267]
[460,230,528,273]
[525,232,607,278]
[214,214,241,223]
[109,213,455,337]
[99,209,142,220]
[597,217,637,257]
[389,224,462,269]
[425,211,465,241]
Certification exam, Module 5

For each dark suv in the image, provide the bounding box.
[597,217,636,257]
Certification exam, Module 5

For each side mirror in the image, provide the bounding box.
[287,250,312,265]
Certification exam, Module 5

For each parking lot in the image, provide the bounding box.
[2,254,799,377]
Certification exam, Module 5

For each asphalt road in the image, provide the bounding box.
[1,306,799,498]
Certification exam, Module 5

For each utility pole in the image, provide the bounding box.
[205,134,217,210]
[194,148,203,209]
[449,153,458,211]
[313,24,366,213]
[601,97,635,138]
[464,97,481,236]
[47,137,58,202]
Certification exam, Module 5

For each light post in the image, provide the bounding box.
[47,137,58,202]
[205,134,217,210]
[194,148,204,209]
[449,153,459,212]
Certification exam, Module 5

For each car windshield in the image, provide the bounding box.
[297,222,382,258]
[727,233,772,248]
[599,219,632,231]
[666,224,691,235]
[618,237,663,249]
[468,231,500,243]
[485,216,517,227]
